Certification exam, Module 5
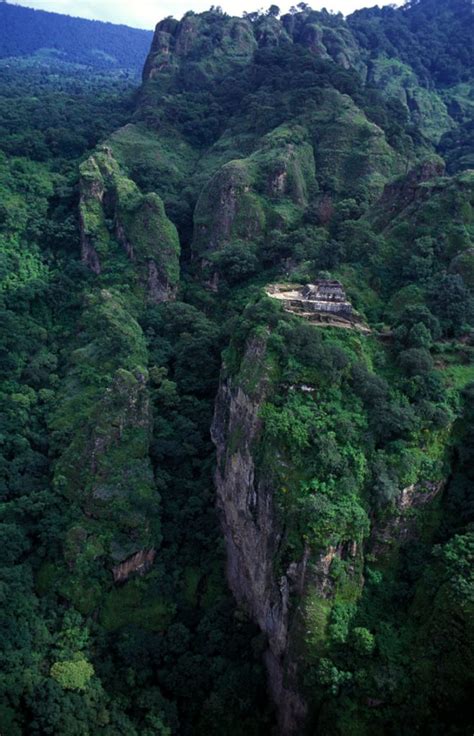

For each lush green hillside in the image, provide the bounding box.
[0,2,152,73]
[0,1,473,735]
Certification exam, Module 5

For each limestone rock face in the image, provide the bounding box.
[309,89,403,202]
[369,56,454,144]
[143,8,368,88]
[211,336,308,735]
[79,159,105,274]
[211,326,376,734]
[211,327,445,734]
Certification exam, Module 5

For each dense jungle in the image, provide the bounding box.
[0,0,473,734]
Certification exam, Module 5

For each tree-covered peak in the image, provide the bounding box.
[0,1,152,74]
[348,0,473,85]
[0,3,472,735]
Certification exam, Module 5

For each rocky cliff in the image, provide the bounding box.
[212,335,308,734]
[2,2,473,734]
[211,320,370,733]
[49,290,161,611]
[79,146,180,302]
[70,5,473,732]
[210,287,457,733]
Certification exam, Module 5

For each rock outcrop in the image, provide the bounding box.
[79,147,180,302]
[211,336,308,735]
[143,13,256,83]
[192,160,262,259]
[191,127,316,286]
[372,156,445,228]
[211,327,445,733]
[371,480,445,556]
[112,549,156,583]
[51,290,161,611]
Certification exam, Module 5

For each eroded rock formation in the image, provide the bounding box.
[79,148,180,302]
[112,549,156,583]
[211,336,308,735]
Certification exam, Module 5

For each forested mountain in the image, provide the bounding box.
[0,1,473,735]
[0,2,152,72]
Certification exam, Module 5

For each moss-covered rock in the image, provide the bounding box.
[211,288,469,730]
[308,89,403,202]
[192,159,264,257]
[50,290,160,600]
[142,11,257,83]
[79,147,180,301]
[192,127,316,284]
[371,56,454,144]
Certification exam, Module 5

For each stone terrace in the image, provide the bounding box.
[265,281,370,332]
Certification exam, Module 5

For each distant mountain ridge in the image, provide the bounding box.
[0,2,153,73]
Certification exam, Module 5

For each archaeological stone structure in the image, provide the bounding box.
[265,280,368,330]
